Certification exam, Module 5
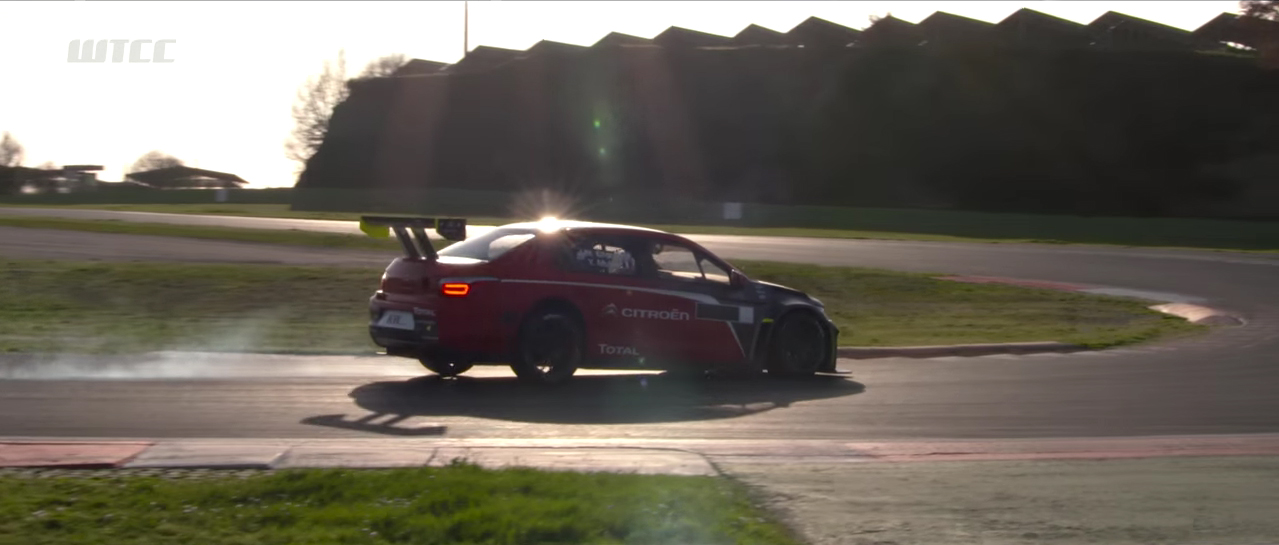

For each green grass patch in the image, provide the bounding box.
[0,258,1199,354]
[32,203,370,220]
[0,464,799,545]
[633,209,1279,253]
[642,223,1029,244]
[733,260,1201,348]
[8,203,1279,252]
[0,203,510,225]
[0,216,428,253]
[0,259,383,354]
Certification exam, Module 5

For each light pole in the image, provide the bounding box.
[464,0,469,58]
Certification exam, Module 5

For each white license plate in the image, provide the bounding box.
[375,310,415,331]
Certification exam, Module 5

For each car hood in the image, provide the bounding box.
[754,280,812,300]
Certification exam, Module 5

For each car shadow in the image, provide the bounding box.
[301,372,865,433]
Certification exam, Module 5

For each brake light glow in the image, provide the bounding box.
[441,282,470,297]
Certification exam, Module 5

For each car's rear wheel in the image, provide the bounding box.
[419,358,473,378]
[511,310,582,384]
[767,312,828,378]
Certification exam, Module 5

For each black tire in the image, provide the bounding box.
[511,309,583,384]
[419,358,473,378]
[766,312,828,378]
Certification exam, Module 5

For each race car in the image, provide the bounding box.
[363,216,839,383]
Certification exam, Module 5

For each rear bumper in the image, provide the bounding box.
[369,324,432,350]
[368,295,439,354]
[369,324,505,363]
[369,298,507,363]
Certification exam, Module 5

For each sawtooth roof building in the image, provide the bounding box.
[390,9,1266,77]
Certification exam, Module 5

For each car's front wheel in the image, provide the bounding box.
[511,309,583,384]
[419,358,473,378]
[767,312,828,378]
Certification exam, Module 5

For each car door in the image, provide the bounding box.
[555,233,673,366]
[642,238,756,364]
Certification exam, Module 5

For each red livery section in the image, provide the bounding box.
[364,217,839,383]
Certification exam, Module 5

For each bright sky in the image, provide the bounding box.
[0,1,1242,188]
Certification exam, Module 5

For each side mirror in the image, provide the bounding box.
[730,269,746,288]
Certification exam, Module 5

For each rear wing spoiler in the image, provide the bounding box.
[359,216,467,260]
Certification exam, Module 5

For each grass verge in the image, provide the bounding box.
[0,203,510,226]
[734,260,1201,348]
[0,216,429,252]
[0,258,1199,354]
[0,464,800,545]
[642,206,1279,253]
[6,203,1277,252]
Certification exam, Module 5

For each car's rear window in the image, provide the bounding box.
[437,228,537,261]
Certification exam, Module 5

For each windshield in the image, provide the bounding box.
[437,227,537,261]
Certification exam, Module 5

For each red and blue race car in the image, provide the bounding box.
[364,216,839,383]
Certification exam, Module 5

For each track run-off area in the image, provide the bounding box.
[1,207,1278,446]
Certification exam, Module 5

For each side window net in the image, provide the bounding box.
[569,241,637,276]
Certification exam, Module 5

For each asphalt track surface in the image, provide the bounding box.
[1,208,1278,441]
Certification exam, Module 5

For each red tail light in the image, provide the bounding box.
[441,283,470,297]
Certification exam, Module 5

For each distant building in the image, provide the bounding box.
[0,164,101,194]
[0,166,57,194]
[59,165,102,192]
[1088,11,1206,51]
[995,8,1092,49]
[857,15,923,47]
[391,59,448,77]
[1194,11,1279,64]
[652,27,732,48]
[731,24,794,46]
[526,40,588,58]
[1194,13,1252,48]
[917,12,997,47]
[592,32,652,48]
[786,17,861,48]
[125,166,248,189]
[384,10,1260,81]
[445,46,524,74]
